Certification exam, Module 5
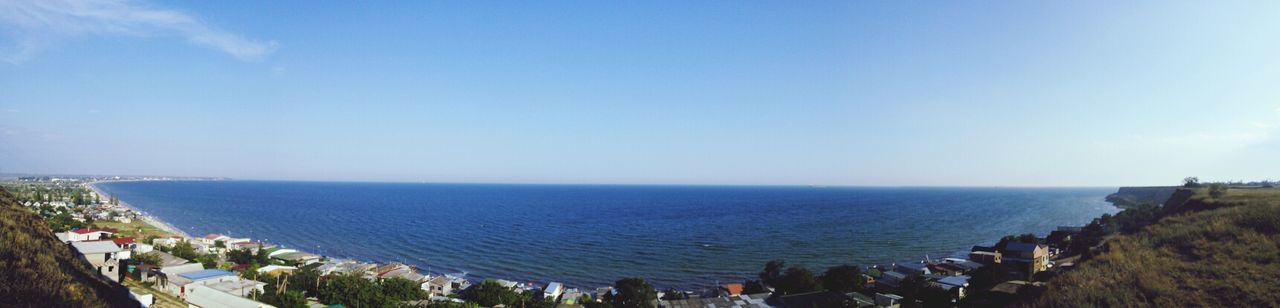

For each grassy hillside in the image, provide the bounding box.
[1034,187,1280,307]
[0,188,140,307]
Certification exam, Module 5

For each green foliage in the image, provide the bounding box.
[381,277,428,302]
[605,277,657,308]
[1208,183,1228,199]
[1036,187,1280,307]
[320,274,385,307]
[0,188,140,307]
[460,279,521,307]
[995,233,1038,251]
[742,280,768,294]
[775,267,822,295]
[170,240,200,260]
[131,251,162,266]
[660,287,686,300]
[196,254,218,269]
[820,264,862,293]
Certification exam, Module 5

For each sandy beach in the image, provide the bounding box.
[87,181,191,238]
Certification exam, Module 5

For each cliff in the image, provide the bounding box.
[0,188,140,307]
[1034,187,1280,306]
[1105,186,1179,208]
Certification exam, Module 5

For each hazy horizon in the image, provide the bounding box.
[2,1,1278,186]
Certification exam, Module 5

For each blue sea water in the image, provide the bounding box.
[96,181,1118,290]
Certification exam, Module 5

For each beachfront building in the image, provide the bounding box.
[166,269,239,299]
[424,276,454,297]
[256,265,297,277]
[70,240,129,282]
[544,282,565,301]
[969,251,1002,265]
[185,284,275,308]
[1004,243,1050,274]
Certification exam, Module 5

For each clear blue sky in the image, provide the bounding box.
[1,1,1278,186]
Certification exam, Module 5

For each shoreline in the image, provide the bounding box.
[88,181,191,238]
[81,180,1115,291]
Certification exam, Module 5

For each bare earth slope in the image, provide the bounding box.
[0,188,140,307]
[1035,188,1280,307]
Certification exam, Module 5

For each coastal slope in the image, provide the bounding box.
[1034,187,1280,306]
[0,188,140,307]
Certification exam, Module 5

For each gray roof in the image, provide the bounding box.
[71,241,123,254]
[1006,242,1043,252]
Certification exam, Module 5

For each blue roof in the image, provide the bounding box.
[1006,242,1042,252]
[178,269,233,280]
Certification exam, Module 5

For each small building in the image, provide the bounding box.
[67,228,116,242]
[969,251,1002,265]
[875,293,903,308]
[543,282,565,301]
[207,279,267,297]
[893,262,931,275]
[167,269,237,298]
[185,284,275,308]
[1003,243,1050,273]
[423,276,454,297]
[256,265,297,277]
[721,283,744,297]
[71,240,129,282]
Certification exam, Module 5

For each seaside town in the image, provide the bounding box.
[5,175,1246,308]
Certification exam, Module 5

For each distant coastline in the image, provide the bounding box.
[91,180,1118,290]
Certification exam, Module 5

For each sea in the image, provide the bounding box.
[95,181,1119,290]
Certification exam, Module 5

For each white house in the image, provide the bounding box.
[185,284,276,308]
[544,282,565,301]
[66,228,115,242]
[70,241,129,282]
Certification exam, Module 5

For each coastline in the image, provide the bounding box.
[88,181,191,238]
[80,180,1118,290]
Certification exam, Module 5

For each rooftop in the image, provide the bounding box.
[71,241,124,254]
[178,269,234,281]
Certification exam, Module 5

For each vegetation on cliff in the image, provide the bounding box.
[1033,187,1280,307]
[0,188,140,307]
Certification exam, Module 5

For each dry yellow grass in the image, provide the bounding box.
[0,188,140,307]
[1034,188,1280,307]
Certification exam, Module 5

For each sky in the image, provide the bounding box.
[0,0,1278,186]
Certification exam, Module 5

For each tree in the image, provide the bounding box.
[1184,177,1201,187]
[660,288,686,300]
[772,267,821,296]
[381,277,427,302]
[820,265,863,293]
[742,280,768,294]
[605,277,657,308]
[461,280,521,307]
[215,240,227,249]
[319,274,384,307]
[760,260,786,286]
[196,254,218,269]
[995,233,1038,251]
[132,252,162,266]
[896,273,928,302]
[170,241,200,260]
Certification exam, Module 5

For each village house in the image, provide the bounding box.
[65,228,117,242]
[969,251,1002,265]
[543,282,565,301]
[1004,243,1050,274]
[184,284,275,308]
[70,240,129,282]
[256,265,297,277]
[423,276,454,297]
[166,269,239,299]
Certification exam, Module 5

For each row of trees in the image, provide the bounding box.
[752,260,865,296]
[459,277,659,308]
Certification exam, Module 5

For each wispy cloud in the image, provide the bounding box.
[0,0,277,63]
